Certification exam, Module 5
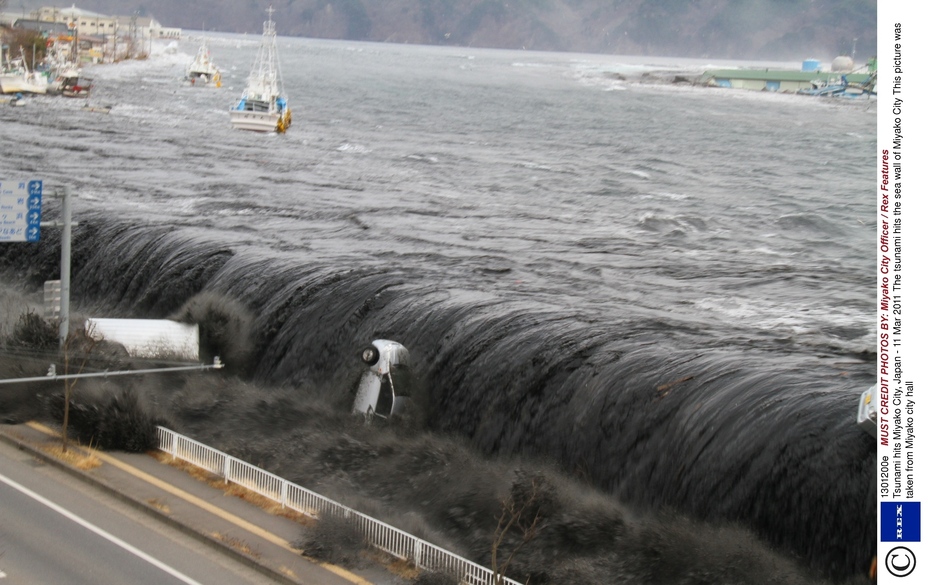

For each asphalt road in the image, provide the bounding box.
[0,439,279,585]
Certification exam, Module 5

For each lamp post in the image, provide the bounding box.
[130,11,138,58]
[68,19,76,63]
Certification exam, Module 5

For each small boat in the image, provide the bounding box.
[61,75,94,98]
[82,104,113,114]
[0,57,48,95]
[187,37,222,87]
[229,8,291,133]
[856,384,881,438]
[797,72,876,99]
[48,62,93,98]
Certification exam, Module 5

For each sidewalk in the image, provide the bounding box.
[0,422,409,585]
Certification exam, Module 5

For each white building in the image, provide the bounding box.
[34,5,180,40]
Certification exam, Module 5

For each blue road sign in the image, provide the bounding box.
[0,180,43,242]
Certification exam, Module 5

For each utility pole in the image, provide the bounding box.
[38,185,76,348]
[59,185,72,347]
[132,10,139,57]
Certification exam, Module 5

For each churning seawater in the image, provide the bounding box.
[1,33,877,583]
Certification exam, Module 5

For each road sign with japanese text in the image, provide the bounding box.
[0,180,43,242]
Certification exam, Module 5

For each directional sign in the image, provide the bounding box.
[0,180,43,242]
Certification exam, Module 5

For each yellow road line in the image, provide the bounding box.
[25,422,372,585]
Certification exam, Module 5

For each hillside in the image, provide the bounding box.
[29,0,877,61]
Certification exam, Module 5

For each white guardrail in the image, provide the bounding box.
[156,426,522,585]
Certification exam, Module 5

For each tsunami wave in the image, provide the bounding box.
[0,211,875,582]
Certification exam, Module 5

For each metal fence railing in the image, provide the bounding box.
[156,426,521,585]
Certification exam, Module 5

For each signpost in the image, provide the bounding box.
[1,179,68,347]
[0,180,43,242]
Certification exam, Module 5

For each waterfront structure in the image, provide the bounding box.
[30,5,181,41]
[700,68,874,93]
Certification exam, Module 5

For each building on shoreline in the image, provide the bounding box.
[2,5,181,41]
[1,5,181,63]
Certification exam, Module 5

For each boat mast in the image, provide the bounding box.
[269,7,286,99]
[246,6,284,101]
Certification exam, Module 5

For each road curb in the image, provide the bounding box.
[0,427,305,585]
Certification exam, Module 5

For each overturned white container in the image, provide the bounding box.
[85,318,199,361]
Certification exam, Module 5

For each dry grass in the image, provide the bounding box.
[150,450,311,523]
[223,483,312,523]
[40,443,102,470]
[147,497,171,513]
[148,450,427,577]
[152,450,219,481]
[211,531,261,558]
[384,555,420,579]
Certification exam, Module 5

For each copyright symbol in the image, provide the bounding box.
[885,546,916,577]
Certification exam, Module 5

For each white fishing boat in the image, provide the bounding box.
[0,57,48,95]
[187,37,222,86]
[229,8,291,133]
[60,74,94,98]
[47,60,92,98]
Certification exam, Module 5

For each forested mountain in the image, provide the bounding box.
[29,0,878,60]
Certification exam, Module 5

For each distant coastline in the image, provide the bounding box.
[9,1,877,63]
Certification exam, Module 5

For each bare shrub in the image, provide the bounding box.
[413,571,460,585]
[10,310,58,350]
[49,388,162,452]
[299,515,368,567]
[3,29,48,69]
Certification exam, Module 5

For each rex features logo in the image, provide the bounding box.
[885,547,916,577]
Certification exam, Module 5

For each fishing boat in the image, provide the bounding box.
[0,57,48,95]
[61,74,94,98]
[797,72,877,99]
[187,37,222,86]
[47,61,93,98]
[229,8,291,133]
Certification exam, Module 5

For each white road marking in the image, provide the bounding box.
[0,471,203,585]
